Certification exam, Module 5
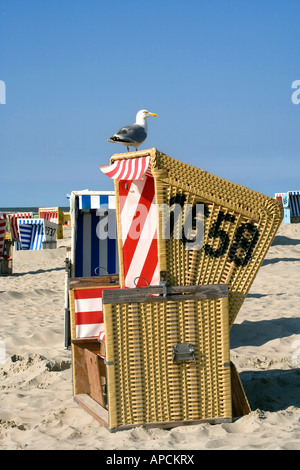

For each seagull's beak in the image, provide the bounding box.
[149,112,157,117]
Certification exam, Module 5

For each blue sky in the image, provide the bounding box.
[1,0,300,207]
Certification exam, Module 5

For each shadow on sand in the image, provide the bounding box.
[230,318,300,349]
[240,368,300,412]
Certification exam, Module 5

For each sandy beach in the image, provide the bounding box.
[0,223,300,450]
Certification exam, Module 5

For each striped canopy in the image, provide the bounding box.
[78,193,115,210]
[100,155,151,180]
[39,208,60,224]
[9,213,32,240]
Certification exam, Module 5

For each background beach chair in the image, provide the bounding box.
[39,207,64,239]
[9,212,33,241]
[0,214,12,274]
[18,218,58,250]
[282,191,300,223]
[69,190,118,278]
[0,215,7,257]
[275,193,284,206]
[7,212,33,250]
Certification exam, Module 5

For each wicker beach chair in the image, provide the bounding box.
[101,284,232,430]
[18,219,58,250]
[39,207,64,239]
[69,148,282,430]
[101,148,283,328]
[8,212,32,241]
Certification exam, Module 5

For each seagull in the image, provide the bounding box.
[107,109,157,152]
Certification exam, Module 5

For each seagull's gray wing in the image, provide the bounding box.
[110,124,147,144]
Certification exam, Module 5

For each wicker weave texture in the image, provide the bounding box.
[111,148,283,326]
[104,296,231,429]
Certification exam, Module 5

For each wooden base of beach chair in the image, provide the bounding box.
[0,257,12,275]
[42,241,57,249]
[71,337,106,405]
[72,334,232,432]
[72,360,250,430]
[71,340,250,431]
[0,240,13,275]
[74,393,232,432]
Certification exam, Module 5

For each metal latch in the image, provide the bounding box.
[172,343,195,364]
[159,270,168,297]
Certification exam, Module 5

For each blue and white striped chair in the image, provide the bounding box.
[18,219,58,250]
[69,191,118,278]
[282,191,300,223]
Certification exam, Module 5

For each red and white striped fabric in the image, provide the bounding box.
[101,156,159,288]
[119,176,159,287]
[0,215,8,257]
[9,213,32,240]
[275,193,284,205]
[73,286,119,340]
[39,209,58,224]
[100,155,151,180]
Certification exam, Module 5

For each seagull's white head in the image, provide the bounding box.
[136,109,157,125]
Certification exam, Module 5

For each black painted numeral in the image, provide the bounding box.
[229,222,259,266]
[168,194,260,268]
[204,211,236,258]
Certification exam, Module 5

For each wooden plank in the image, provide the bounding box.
[84,349,106,408]
[112,417,232,432]
[69,289,76,340]
[69,275,119,290]
[102,284,228,305]
[72,337,99,344]
[72,338,105,357]
[74,394,109,428]
[72,341,101,395]
[72,344,90,396]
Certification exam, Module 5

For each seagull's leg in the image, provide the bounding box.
[127,146,129,152]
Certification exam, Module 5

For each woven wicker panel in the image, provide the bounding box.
[111,149,283,327]
[103,290,231,429]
